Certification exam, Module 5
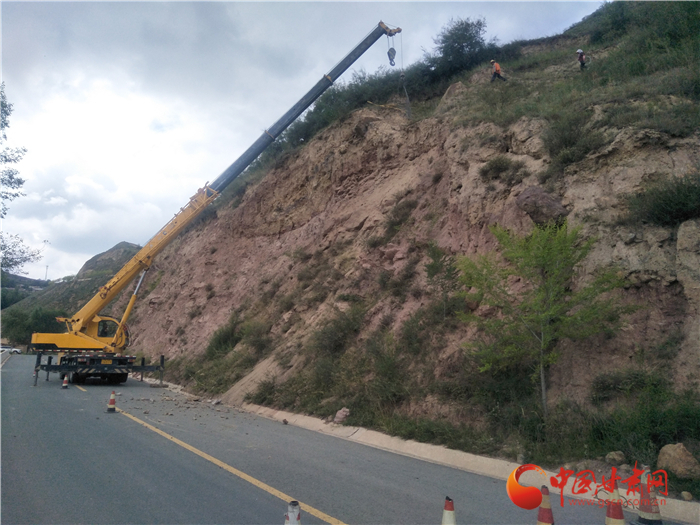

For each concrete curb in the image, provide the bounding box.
[241,403,700,525]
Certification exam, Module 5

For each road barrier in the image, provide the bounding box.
[636,472,663,525]
[441,496,456,525]
[605,480,625,525]
[536,486,554,525]
[284,500,301,525]
[107,391,116,413]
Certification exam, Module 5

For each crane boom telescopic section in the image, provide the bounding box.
[29,21,401,372]
[210,21,400,192]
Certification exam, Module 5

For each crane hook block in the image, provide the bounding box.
[387,47,396,66]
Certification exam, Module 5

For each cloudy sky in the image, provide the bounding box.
[2,1,601,281]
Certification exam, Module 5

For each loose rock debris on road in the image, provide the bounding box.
[114,382,238,429]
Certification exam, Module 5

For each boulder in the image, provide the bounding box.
[657,443,700,479]
[605,451,626,466]
[681,491,693,502]
[516,186,569,226]
[333,407,350,424]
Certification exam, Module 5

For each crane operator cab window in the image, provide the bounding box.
[97,320,118,338]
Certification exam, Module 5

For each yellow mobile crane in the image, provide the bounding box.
[30,21,401,385]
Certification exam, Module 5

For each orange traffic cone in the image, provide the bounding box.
[107,391,116,413]
[536,486,554,525]
[62,375,68,389]
[636,473,662,525]
[441,496,456,525]
[605,480,625,525]
[284,500,301,525]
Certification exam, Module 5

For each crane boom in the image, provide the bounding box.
[210,21,399,192]
[29,21,401,362]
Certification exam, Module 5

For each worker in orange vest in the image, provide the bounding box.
[577,49,586,70]
[490,60,507,82]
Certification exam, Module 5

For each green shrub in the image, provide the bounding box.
[241,321,273,357]
[278,293,295,313]
[337,293,362,303]
[246,377,277,405]
[587,390,700,467]
[539,111,608,183]
[205,313,242,360]
[590,368,667,406]
[378,258,419,300]
[365,235,384,248]
[625,170,700,227]
[654,330,684,361]
[308,305,365,356]
[479,156,530,186]
[384,199,418,241]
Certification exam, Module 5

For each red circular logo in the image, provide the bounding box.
[506,464,546,509]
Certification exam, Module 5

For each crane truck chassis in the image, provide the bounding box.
[29,21,401,385]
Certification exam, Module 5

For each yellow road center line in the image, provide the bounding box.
[116,407,346,525]
[75,385,87,392]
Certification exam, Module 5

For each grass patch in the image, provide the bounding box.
[307,304,365,357]
[366,197,419,247]
[539,110,609,183]
[377,257,419,301]
[624,169,700,227]
[590,368,667,406]
[204,313,242,360]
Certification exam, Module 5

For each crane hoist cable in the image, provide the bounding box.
[386,30,397,66]
[382,22,411,119]
[397,31,411,119]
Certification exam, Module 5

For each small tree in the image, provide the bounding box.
[428,17,494,78]
[1,234,42,274]
[1,83,41,274]
[425,242,460,320]
[458,221,633,418]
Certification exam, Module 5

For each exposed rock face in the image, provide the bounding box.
[122,80,700,408]
[657,443,700,479]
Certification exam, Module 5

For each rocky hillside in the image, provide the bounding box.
[113,5,700,476]
[127,69,699,396]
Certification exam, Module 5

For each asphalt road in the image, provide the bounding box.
[1,355,681,525]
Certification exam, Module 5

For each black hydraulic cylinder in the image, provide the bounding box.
[209,22,396,193]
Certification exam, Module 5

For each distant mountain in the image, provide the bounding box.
[3,242,141,315]
[76,241,141,279]
[1,272,50,290]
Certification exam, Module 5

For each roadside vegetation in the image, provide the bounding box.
[245,222,699,497]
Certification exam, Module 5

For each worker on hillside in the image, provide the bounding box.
[577,49,586,71]
[490,60,507,82]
